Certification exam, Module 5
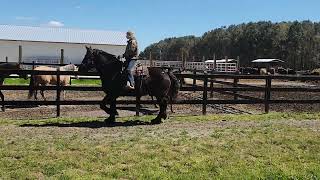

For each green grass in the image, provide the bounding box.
[1,113,320,179]
[4,78,30,85]
[3,78,101,86]
[70,79,101,86]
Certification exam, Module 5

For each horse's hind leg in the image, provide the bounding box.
[0,90,5,112]
[151,96,168,124]
[40,90,46,101]
[170,97,174,113]
[170,104,174,113]
[151,96,158,108]
[34,89,38,100]
[160,96,169,120]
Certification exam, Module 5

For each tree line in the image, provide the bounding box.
[140,21,320,70]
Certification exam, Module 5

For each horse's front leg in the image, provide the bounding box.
[40,89,46,101]
[63,90,66,100]
[106,98,117,123]
[0,90,5,112]
[38,83,46,101]
[100,95,111,114]
[100,95,117,123]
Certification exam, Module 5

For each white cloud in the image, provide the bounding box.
[75,5,81,9]
[15,16,37,21]
[47,21,64,27]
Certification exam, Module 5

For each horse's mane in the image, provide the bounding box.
[93,49,122,73]
[94,49,118,62]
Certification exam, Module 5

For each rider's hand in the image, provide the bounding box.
[117,55,124,59]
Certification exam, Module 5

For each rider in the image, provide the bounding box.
[120,31,139,90]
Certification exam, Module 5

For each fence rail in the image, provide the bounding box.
[1,69,320,117]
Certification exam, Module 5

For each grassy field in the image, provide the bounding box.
[1,113,320,179]
[3,78,30,85]
[4,78,101,86]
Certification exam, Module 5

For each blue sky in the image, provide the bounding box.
[1,0,320,50]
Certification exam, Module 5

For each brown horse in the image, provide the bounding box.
[0,62,27,111]
[79,47,180,124]
[28,64,78,100]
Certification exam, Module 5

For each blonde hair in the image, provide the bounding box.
[126,31,135,39]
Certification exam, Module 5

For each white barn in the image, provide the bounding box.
[0,25,127,64]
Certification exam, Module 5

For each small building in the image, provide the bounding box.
[252,59,284,67]
[252,59,285,74]
[0,25,127,64]
[205,59,238,72]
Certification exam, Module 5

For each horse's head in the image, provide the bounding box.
[79,46,123,75]
[71,64,79,79]
[79,46,95,73]
[73,65,79,72]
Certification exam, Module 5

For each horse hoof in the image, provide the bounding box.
[105,116,116,124]
[162,114,168,120]
[151,118,162,125]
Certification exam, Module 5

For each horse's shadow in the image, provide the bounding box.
[117,106,159,115]
[20,119,152,129]
[19,105,160,129]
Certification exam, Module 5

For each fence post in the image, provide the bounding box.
[193,69,196,92]
[5,56,8,63]
[149,52,153,67]
[202,76,208,115]
[136,96,140,117]
[136,76,141,116]
[210,78,214,98]
[237,56,240,72]
[60,49,64,65]
[29,61,35,99]
[264,75,272,113]
[18,45,22,64]
[213,54,217,72]
[233,76,239,100]
[56,68,61,117]
[32,61,35,70]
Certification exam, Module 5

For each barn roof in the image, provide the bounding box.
[252,59,284,63]
[0,25,127,46]
[205,59,237,63]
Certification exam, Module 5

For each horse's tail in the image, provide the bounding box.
[168,70,180,101]
[28,74,35,99]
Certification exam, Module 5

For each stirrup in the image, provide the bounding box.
[125,85,135,90]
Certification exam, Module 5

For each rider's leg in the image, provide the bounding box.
[126,59,136,87]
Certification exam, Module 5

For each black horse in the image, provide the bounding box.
[0,62,26,111]
[78,47,179,124]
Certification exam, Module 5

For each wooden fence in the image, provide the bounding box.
[1,69,320,117]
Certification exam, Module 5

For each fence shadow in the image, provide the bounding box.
[20,119,152,129]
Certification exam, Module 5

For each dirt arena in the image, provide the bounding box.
[1,79,320,120]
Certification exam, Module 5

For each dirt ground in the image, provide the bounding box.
[1,79,320,120]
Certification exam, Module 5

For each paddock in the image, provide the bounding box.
[1,67,320,120]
